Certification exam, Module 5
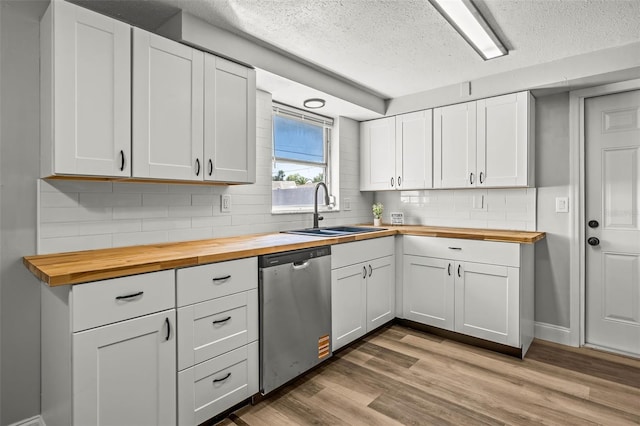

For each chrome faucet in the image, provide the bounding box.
[313,182,330,228]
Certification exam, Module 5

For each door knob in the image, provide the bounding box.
[588,220,599,228]
[587,237,600,246]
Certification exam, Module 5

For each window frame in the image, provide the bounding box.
[271,103,335,214]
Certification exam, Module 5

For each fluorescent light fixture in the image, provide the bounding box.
[429,0,507,60]
[303,98,325,109]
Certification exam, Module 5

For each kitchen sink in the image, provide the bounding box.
[283,226,385,237]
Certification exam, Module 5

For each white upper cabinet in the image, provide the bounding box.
[360,111,433,191]
[477,92,534,187]
[395,110,433,190]
[433,101,477,188]
[361,117,396,190]
[41,1,131,178]
[434,91,534,189]
[204,56,256,183]
[133,28,204,181]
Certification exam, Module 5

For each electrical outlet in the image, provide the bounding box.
[555,197,569,213]
[221,194,231,213]
[343,198,351,211]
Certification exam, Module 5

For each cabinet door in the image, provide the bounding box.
[403,255,454,330]
[204,55,256,183]
[73,310,176,426]
[51,1,131,177]
[434,102,476,188]
[366,255,395,332]
[133,28,204,181]
[360,117,396,190]
[395,110,433,190]
[331,263,367,350]
[477,92,531,187]
[454,262,519,347]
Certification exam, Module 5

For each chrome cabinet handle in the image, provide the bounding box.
[115,291,143,300]
[390,177,394,187]
[195,159,201,176]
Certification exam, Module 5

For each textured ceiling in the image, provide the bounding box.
[74,0,640,104]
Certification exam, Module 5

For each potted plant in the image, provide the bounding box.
[372,202,383,226]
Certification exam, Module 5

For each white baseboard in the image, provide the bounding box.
[534,321,575,346]
[8,415,44,426]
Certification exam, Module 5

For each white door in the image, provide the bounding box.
[477,92,530,187]
[73,310,176,426]
[331,263,367,350]
[360,117,396,190]
[455,261,519,347]
[434,102,476,188]
[133,28,204,181]
[395,110,433,190]
[366,255,395,332]
[403,255,454,330]
[53,0,131,177]
[585,89,640,355]
[204,55,256,183]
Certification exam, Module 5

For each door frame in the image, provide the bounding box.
[568,78,640,347]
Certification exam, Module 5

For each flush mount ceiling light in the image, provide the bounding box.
[429,0,507,60]
[303,98,326,109]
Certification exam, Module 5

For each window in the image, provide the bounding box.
[272,103,334,212]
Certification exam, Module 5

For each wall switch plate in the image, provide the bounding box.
[555,197,569,213]
[343,198,351,211]
[221,194,231,213]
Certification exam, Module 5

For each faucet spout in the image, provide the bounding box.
[313,182,330,228]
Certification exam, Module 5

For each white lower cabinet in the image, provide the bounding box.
[331,237,395,351]
[41,270,177,426]
[176,257,258,425]
[402,236,534,356]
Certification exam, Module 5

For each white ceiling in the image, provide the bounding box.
[75,0,640,116]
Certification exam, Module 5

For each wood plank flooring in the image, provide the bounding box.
[217,324,640,426]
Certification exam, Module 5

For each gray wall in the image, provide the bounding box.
[534,93,571,328]
[0,2,44,424]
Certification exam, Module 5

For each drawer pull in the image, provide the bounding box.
[448,247,462,250]
[212,316,231,325]
[213,372,231,383]
[115,291,144,301]
[212,275,231,282]
[165,317,170,341]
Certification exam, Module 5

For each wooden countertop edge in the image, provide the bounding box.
[24,227,545,286]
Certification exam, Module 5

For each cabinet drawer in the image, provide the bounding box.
[177,257,257,306]
[178,342,258,426]
[178,290,257,371]
[72,270,175,332]
[332,236,394,269]
[403,236,520,267]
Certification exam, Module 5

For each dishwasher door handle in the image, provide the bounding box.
[292,260,310,270]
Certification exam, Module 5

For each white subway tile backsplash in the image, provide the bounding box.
[79,192,142,207]
[42,179,113,193]
[168,205,213,218]
[41,207,112,223]
[191,216,233,228]
[113,182,168,193]
[113,206,168,220]
[168,228,213,242]
[112,230,168,247]
[76,220,141,236]
[39,234,112,255]
[142,193,191,207]
[142,217,191,232]
[40,191,79,208]
[191,194,217,206]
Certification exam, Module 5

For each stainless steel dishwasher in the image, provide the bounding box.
[259,246,332,395]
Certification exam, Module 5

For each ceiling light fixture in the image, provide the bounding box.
[429,0,507,60]
[303,98,325,109]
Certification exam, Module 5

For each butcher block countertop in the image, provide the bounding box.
[24,225,545,287]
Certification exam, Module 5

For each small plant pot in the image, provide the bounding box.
[373,218,381,226]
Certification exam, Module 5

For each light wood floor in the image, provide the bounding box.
[217,324,640,425]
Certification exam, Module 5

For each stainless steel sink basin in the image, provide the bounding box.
[283,226,385,237]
